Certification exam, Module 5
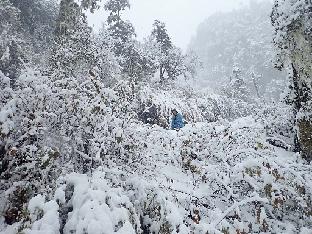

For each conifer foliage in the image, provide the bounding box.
[150,20,200,84]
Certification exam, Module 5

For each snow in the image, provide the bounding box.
[28,195,45,214]
[54,187,66,205]
[0,223,19,234]
[62,172,137,234]
[0,46,10,62]
[1,106,311,233]
[24,197,59,234]
[0,0,311,233]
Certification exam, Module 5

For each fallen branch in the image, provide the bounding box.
[212,195,269,228]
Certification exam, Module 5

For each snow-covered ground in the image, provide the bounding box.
[2,116,311,234]
[1,0,311,233]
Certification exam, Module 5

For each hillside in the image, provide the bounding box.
[1,111,311,233]
[189,0,285,99]
[1,0,312,233]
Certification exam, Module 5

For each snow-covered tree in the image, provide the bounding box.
[222,65,250,102]
[9,0,58,56]
[0,1,26,86]
[271,0,312,161]
[79,0,101,12]
[103,0,158,82]
[121,41,158,82]
[151,20,172,54]
[150,20,200,84]
[151,20,172,83]
[93,27,121,86]
[165,47,200,81]
[50,0,94,77]
[190,0,285,94]
[0,0,58,76]
[104,0,135,56]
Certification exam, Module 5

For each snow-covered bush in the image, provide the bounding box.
[19,172,140,234]
[23,194,60,234]
[1,1,311,234]
[0,67,130,225]
[120,118,312,233]
[2,67,311,233]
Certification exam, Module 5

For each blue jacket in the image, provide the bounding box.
[171,113,184,129]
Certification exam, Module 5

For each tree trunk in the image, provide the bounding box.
[160,65,165,84]
[291,63,312,161]
[298,120,312,161]
[251,73,261,99]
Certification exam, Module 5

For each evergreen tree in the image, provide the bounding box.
[55,0,83,37]
[103,0,155,82]
[50,0,93,77]
[151,20,172,83]
[121,41,158,82]
[80,0,101,12]
[104,0,135,56]
[0,0,59,84]
[150,20,200,84]
[271,0,312,161]
[223,65,250,102]
[151,20,172,54]
[0,0,25,86]
[165,47,195,81]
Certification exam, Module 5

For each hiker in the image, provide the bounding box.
[171,109,185,130]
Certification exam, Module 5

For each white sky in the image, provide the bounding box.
[88,0,250,50]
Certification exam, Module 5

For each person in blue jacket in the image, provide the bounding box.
[171,109,185,130]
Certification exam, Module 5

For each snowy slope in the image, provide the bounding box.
[2,116,311,234]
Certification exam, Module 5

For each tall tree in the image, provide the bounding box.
[151,20,172,54]
[104,0,135,56]
[80,0,101,12]
[50,0,93,77]
[103,0,152,82]
[0,0,59,85]
[121,41,158,82]
[222,65,250,102]
[0,0,25,86]
[6,0,58,65]
[55,0,83,37]
[150,20,199,84]
[9,0,58,41]
[151,20,172,83]
[271,0,312,161]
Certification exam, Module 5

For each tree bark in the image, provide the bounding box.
[291,63,312,161]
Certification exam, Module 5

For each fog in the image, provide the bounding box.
[88,0,251,50]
